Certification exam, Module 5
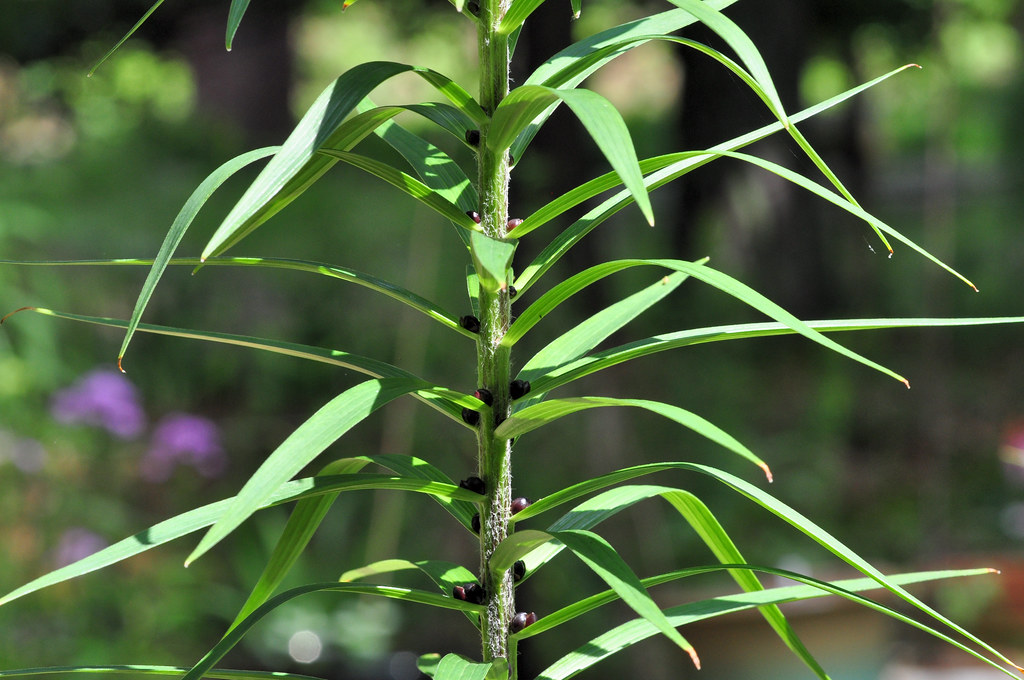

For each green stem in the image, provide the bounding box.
[475,0,515,668]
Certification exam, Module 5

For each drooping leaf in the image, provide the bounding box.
[489,86,653,225]
[224,0,251,50]
[517,564,993,641]
[534,567,1012,680]
[511,0,740,162]
[185,378,474,565]
[522,315,1024,400]
[117,147,278,369]
[3,306,474,423]
[513,64,921,294]
[494,396,770,479]
[517,258,909,388]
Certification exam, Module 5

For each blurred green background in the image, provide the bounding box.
[2,0,1023,678]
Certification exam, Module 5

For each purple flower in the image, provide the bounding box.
[50,370,146,439]
[139,413,225,482]
[53,528,107,568]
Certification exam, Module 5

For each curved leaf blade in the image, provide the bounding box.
[185,378,472,565]
[182,582,483,680]
[535,567,1010,680]
[118,147,279,369]
[0,472,478,608]
[87,0,165,76]
[202,63,484,258]
[489,86,653,225]
[317,149,480,234]
[494,396,770,479]
[4,306,473,423]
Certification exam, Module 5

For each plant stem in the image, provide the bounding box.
[475,0,514,667]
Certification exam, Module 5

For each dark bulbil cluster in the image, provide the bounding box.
[453,583,485,605]
[510,497,531,514]
[513,560,526,582]
[458,476,486,495]
[465,129,480,146]
[459,315,481,333]
[509,379,531,400]
[510,611,537,633]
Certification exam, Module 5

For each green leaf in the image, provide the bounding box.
[514,270,687,398]
[512,1,740,162]
[494,397,770,479]
[489,86,653,225]
[513,64,921,294]
[0,666,324,680]
[316,148,480,235]
[498,0,545,34]
[226,458,373,633]
[4,306,474,423]
[182,582,483,680]
[666,0,786,124]
[489,530,699,667]
[185,378,472,565]
[535,567,1013,680]
[87,0,165,76]
[504,260,704,348]
[201,63,484,259]
[571,0,581,19]
[470,232,517,293]
[435,654,505,680]
[0,472,479,608]
[225,0,250,50]
[363,453,480,529]
[419,654,442,678]
[518,258,909,388]
[117,148,278,369]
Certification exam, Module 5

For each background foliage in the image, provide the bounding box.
[2,0,1023,678]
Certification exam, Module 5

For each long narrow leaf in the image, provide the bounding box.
[118,147,278,370]
[489,86,653,225]
[87,0,165,76]
[524,316,1024,398]
[2,306,474,423]
[503,259,705,347]
[535,567,1013,680]
[494,396,770,480]
[512,1,740,162]
[514,64,920,294]
[182,582,484,680]
[490,530,700,667]
[0,473,480,608]
[185,377,474,565]
[0,666,323,680]
[226,457,373,633]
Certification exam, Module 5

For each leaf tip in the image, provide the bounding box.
[688,647,701,670]
[117,355,126,374]
[910,63,922,70]
[760,462,773,483]
[902,378,911,390]
[987,567,1002,575]
[1,306,34,325]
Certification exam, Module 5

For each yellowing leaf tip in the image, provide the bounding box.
[688,647,701,670]
[760,462,774,484]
